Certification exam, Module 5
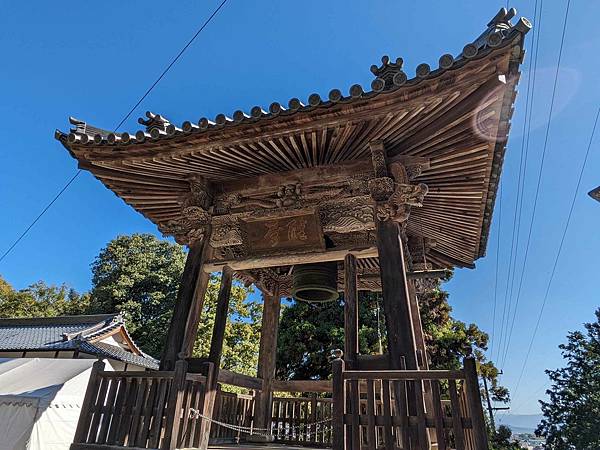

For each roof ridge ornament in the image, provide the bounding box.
[370,56,407,91]
[138,111,172,138]
[464,7,531,58]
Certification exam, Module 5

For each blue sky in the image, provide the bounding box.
[1,1,599,415]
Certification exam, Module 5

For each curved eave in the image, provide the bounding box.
[55,15,529,270]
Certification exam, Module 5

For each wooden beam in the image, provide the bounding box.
[217,369,263,391]
[203,246,378,272]
[272,379,332,393]
[344,254,359,369]
[161,235,212,371]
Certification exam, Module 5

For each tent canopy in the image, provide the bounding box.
[0,358,113,450]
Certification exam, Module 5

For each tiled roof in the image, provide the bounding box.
[0,314,158,369]
[55,8,531,148]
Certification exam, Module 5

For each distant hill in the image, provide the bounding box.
[496,414,543,434]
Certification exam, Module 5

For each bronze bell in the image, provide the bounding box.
[291,262,339,303]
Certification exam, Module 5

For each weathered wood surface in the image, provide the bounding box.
[59,25,527,272]
[254,290,282,434]
[343,254,359,369]
[331,357,489,450]
[375,218,419,371]
[161,239,212,371]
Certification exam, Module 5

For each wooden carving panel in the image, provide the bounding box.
[242,210,325,255]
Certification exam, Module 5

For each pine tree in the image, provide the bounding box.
[536,309,600,449]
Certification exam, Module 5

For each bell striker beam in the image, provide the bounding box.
[253,285,282,439]
[344,253,359,369]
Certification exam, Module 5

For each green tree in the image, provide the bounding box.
[276,293,384,380]
[536,308,600,449]
[276,278,506,396]
[89,233,261,374]
[0,276,89,318]
[89,234,187,357]
[491,425,524,450]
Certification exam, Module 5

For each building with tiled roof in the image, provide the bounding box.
[0,314,158,370]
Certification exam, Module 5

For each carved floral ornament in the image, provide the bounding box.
[157,157,427,246]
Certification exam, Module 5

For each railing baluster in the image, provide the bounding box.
[87,373,110,443]
[97,376,119,444]
[431,380,447,450]
[73,360,105,444]
[381,379,394,450]
[106,377,128,445]
[449,379,466,450]
[366,379,377,450]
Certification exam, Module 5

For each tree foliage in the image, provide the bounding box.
[276,293,384,379]
[536,309,600,450]
[0,276,89,318]
[277,279,505,397]
[491,425,524,450]
[88,234,187,357]
[87,234,261,374]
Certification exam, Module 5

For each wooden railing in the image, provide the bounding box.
[332,357,489,450]
[71,359,215,450]
[209,389,255,443]
[271,395,333,446]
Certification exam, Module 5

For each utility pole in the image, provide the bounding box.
[483,375,511,434]
[483,376,496,431]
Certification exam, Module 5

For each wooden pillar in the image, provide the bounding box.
[408,280,428,370]
[331,356,346,450]
[208,266,233,370]
[344,254,359,369]
[252,287,281,440]
[194,266,233,450]
[375,219,419,370]
[464,357,490,450]
[161,232,212,371]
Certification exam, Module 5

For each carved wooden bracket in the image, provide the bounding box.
[158,176,213,246]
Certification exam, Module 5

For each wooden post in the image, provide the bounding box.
[464,357,490,450]
[208,266,233,371]
[375,219,419,371]
[331,356,345,450]
[408,280,428,370]
[191,267,233,450]
[252,287,281,441]
[344,254,359,369]
[408,280,437,445]
[162,358,188,450]
[198,361,217,450]
[161,232,212,371]
[72,359,105,444]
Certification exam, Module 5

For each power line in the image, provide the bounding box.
[0,171,81,263]
[512,104,599,401]
[501,0,571,368]
[490,182,503,358]
[494,0,541,364]
[0,0,230,265]
[498,0,543,367]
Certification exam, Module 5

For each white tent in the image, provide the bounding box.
[0,358,113,450]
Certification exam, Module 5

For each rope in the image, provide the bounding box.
[188,409,332,438]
